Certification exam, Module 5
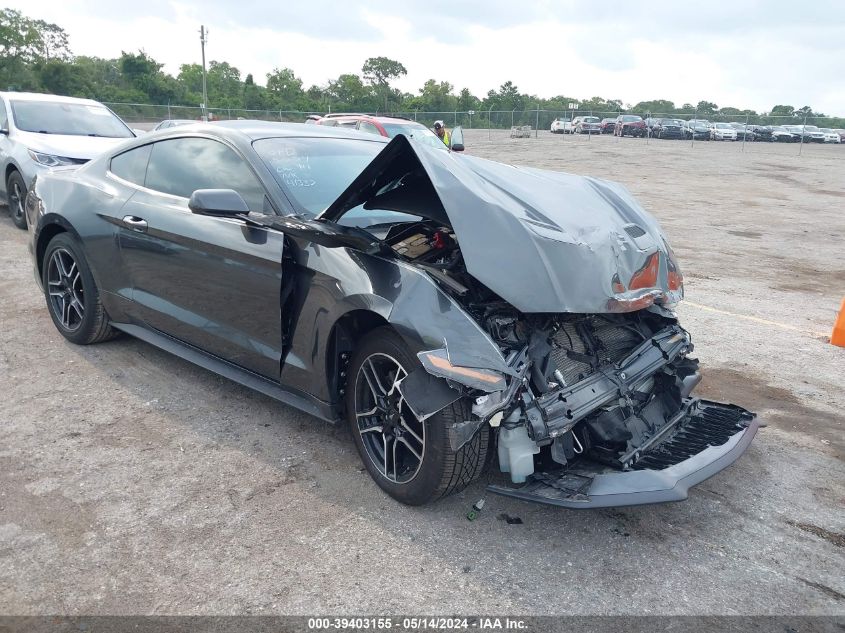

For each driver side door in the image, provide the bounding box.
[114,136,286,379]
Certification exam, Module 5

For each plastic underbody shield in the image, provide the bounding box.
[487,400,758,509]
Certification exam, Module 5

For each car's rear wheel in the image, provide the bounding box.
[7,171,28,230]
[42,233,117,345]
[346,327,489,506]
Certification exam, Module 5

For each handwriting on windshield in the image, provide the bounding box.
[266,146,316,188]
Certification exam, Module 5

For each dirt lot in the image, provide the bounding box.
[1,132,843,616]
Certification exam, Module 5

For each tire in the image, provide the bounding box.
[42,233,117,345]
[346,327,490,505]
[6,170,28,230]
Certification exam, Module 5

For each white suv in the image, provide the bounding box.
[0,92,135,229]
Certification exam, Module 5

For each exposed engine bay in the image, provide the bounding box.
[381,216,755,507]
[318,135,758,508]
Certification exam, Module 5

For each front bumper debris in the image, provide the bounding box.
[488,400,758,508]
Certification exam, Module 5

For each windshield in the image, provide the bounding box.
[253,137,384,216]
[620,115,641,122]
[715,123,731,129]
[583,117,600,123]
[10,100,133,137]
[803,126,819,132]
[382,123,445,149]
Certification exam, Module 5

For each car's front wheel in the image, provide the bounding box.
[346,327,489,505]
[42,233,117,345]
[7,171,28,230]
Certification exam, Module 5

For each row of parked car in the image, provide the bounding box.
[550,115,845,143]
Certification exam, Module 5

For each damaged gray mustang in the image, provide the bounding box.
[26,121,759,508]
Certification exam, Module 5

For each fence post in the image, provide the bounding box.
[535,106,539,138]
[454,110,458,128]
[742,113,748,152]
[489,105,493,141]
[645,111,650,145]
[798,112,807,156]
[691,108,697,148]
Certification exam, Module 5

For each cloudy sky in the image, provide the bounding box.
[9,0,845,114]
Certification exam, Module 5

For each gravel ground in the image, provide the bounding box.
[1,131,843,616]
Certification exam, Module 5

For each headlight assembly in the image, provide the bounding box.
[27,149,76,167]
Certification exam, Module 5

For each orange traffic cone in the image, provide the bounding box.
[832,298,845,348]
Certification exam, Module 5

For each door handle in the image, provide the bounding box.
[122,215,148,232]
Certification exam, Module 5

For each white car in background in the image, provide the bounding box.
[709,122,737,141]
[0,92,135,229]
[820,128,841,144]
[550,118,573,134]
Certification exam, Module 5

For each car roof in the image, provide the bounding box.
[0,91,104,107]
[158,119,391,143]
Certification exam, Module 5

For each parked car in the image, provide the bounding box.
[572,116,601,134]
[797,125,826,143]
[770,126,797,142]
[710,123,737,141]
[819,128,841,144]
[550,118,573,134]
[748,125,772,142]
[729,122,752,141]
[0,91,135,229]
[318,114,451,149]
[783,125,804,141]
[25,121,757,508]
[614,114,647,137]
[650,118,685,139]
[152,119,195,131]
[682,120,710,140]
[835,129,845,143]
[599,118,616,134]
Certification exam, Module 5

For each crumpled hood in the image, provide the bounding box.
[14,130,131,161]
[323,135,683,314]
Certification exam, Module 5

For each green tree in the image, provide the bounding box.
[362,56,406,111]
[695,100,718,115]
[243,73,265,110]
[266,67,306,109]
[118,50,179,103]
[326,73,372,110]
[0,8,72,89]
[770,104,794,117]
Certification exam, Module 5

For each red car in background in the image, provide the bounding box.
[315,114,453,150]
[614,114,647,137]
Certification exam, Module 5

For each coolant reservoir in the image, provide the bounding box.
[498,425,540,484]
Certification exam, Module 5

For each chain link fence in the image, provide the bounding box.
[106,103,845,156]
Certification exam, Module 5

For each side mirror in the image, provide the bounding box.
[188,189,249,217]
[449,125,465,152]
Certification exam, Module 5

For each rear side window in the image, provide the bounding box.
[144,137,266,210]
[359,121,381,136]
[0,97,7,130]
[110,144,152,186]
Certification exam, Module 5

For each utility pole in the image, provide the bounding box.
[199,25,208,121]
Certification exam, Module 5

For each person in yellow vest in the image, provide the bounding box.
[433,120,450,147]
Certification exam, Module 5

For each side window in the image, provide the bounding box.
[0,97,7,130]
[110,144,152,186]
[359,122,381,136]
[144,137,266,210]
